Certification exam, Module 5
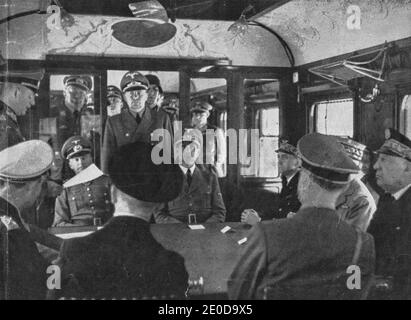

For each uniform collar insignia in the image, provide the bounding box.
[0,215,20,231]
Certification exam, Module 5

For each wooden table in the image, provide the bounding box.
[48,222,252,295]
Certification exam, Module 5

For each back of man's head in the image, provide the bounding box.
[110,185,156,222]
[297,169,348,209]
[108,141,183,221]
[296,133,359,210]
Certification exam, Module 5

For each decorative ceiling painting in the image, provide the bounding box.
[46,13,290,66]
[256,0,411,65]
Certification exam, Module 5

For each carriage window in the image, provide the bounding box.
[400,95,411,139]
[241,79,280,178]
[313,99,354,137]
[190,77,227,178]
[257,107,279,178]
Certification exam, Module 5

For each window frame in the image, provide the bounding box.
[240,104,280,178]
[310,98,355,138]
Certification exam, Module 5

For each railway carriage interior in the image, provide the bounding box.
[1,0,411,300]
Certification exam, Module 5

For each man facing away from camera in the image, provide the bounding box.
[52,141,188,299]
[228,133,375,300]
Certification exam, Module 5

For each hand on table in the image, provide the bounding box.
[241,209,261,225]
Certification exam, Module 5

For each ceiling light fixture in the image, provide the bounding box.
[227,5,295,67]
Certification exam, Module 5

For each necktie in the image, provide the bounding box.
[136,113,141,124]
[186,170,192,187]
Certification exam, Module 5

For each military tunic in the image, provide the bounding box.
[53,175,112,227]
[228,207,375,300]
[53,216,188,299]
[335,178,376,232]
[275,172,301,219]
[0,100,25,152]
[368,186,411,299]
[0,197,48,300]
[154,165,226,224]
[49,97,84,151]
[102,107,173,174]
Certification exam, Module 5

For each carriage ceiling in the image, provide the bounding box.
[1,0,411,67]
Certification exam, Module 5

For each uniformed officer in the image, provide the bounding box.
[52,136,112,227]
[82,93,101,167]
[49,75,92,182]
[0,69,43,151]
[49,75,92,151]
[368,128,411,299]
[102,71,173,174]
[241,141,301,224]
[335,137,376,232]
[0,140,53,299]
[228,133,375,300]
[145,74,164,112]
[154,129,226,224]
[107,85,123,117]
[162,93,179,119]
[190,101,226,177]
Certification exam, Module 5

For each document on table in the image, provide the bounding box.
[55,227,103,239]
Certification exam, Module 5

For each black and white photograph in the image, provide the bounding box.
[1,0,411,307]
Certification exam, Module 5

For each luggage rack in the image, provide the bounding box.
[309,44,389,86]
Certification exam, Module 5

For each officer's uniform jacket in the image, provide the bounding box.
[335,177,376,232]
[368,186,411,299]
[102,107,173,173]
[53,174,112,227]
[54,216,189,299]
[0,197,48,300]
[0,100,24,152]
[49,97,84,150]
[228,207,375,300]
[275,171,301,219]
[154,165,226,224]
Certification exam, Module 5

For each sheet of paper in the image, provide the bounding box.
[220,226,231,234]
[238,237,248,245]
[188,224,205,230]
[55,231,94,239]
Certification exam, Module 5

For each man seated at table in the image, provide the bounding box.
[52,141,188,299]
[52,136,112,227]
[228,133,375,300]
[241,141,301,224]
[154,129,226,224]
[241,138,376,232]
